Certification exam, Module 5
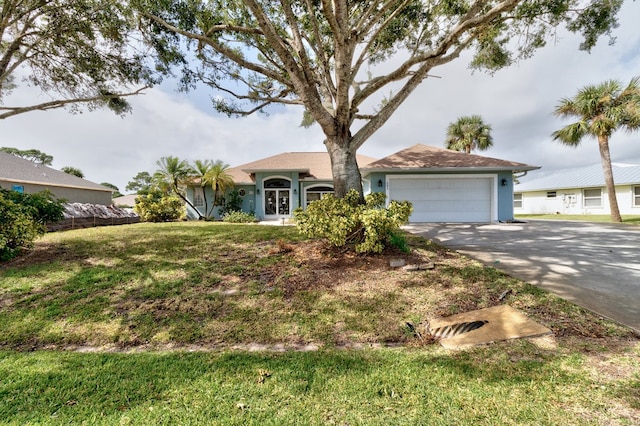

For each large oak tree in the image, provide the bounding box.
[0,0,155,119]
[137,0,623,199]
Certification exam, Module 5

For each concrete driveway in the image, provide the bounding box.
[404,220,640,333]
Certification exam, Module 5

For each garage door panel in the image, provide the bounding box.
[389,177,493,223]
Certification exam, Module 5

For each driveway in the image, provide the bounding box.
[404,220,640,333]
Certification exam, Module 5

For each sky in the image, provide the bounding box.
[2,1,640,194]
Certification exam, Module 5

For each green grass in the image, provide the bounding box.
[2,345,638,425]
[516,214,640,224]
[1,222,639,424]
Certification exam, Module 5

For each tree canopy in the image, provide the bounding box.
[0,147,53,164]
[445,115,493,154]
[0,0,156,119]
[552,76,640,222]
[137,0,623,199]
[61,166,84,178]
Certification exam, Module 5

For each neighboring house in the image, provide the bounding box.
[112,194,138,208]
[514,163,640,216]
[187,144,538,223]
[0,151,113,205]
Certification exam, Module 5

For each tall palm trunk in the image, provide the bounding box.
[598,135,622,222]
[324,136,363,200]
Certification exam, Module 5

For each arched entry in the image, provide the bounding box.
[264,178,291,219]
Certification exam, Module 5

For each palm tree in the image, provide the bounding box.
[445,115,493,154]
[205,160,234,216]
[191,159,214,217]
[552,77,640,223]
[154,156,202,219]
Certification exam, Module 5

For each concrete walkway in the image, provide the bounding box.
[404,220,640,333]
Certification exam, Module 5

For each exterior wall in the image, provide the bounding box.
[496,171,515,222]
[376,171,515,222]
[0,180,112,205]
[514,185,640,215]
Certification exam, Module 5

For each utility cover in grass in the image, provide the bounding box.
[428,305,552,350]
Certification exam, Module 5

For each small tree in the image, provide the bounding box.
[153,156,202,219]
[0,189,64,261]
[126,172,153,194]
[445,115,493,154]
[100,183,122,198]
[61,167,85,178]
[552,77,640,222]
[294,191,412,254]
[205,161,234,216]
[134,189,185,222]
[0,148,53,165]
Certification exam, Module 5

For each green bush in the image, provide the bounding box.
[294,190,412,254]
[134,189,185,222]
[218,190,243,216]
[0,189,65,261]
[222,211,257,223]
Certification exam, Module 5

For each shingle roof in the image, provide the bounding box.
[362,144,539,172]
[0,151,112,192]
[515,163,640,192]
[228,152,378,184]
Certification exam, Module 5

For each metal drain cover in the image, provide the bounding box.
[428,320,488,339]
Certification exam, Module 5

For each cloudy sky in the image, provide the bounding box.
[3,1,640,194]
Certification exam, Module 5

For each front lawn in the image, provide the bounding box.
[1,222,638,424]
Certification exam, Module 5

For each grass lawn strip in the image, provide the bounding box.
[0,222,638,424]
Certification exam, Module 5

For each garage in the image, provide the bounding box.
[388,175,495,223]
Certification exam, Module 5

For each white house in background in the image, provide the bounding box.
[514,163,640,215]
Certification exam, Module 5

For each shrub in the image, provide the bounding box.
[218,190,243,216]
[134,189,185,222]
[294,190,412,254]
[0,189,64,261]
[222,211,257,223]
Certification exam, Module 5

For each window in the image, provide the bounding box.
[306,185,334,206]
[634,187,640,207]
[194,187,204,207]
[583,188,602,207]
[546,191,557,198]
[513,193,523,209]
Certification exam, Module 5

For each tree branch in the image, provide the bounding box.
[0,86,149,119]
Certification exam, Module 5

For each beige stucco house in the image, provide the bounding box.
[0,151,113,205]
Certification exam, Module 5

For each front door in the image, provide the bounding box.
[264,178,291,219]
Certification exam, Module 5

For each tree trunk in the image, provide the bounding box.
[598,135,622,222]
[324,136,363,200]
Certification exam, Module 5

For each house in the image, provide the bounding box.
[186,144,539,223]
[514,162,640,216]
[0,151,113,205]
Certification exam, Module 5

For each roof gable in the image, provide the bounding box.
[362,144,539,172]
[228,152,378,183]
[0,151,112,192]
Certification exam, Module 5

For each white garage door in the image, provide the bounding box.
[389,176,494,223]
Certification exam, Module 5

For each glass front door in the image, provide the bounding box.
[264,178,292,218]
[264,189,290,217]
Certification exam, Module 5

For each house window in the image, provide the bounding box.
[583,188,602,207]
[513,193,523,209]
[306,185,334,206]
[634,187,640,207]
[11,185,24,193]
[194,187,204,207]
[546,191,557,198]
